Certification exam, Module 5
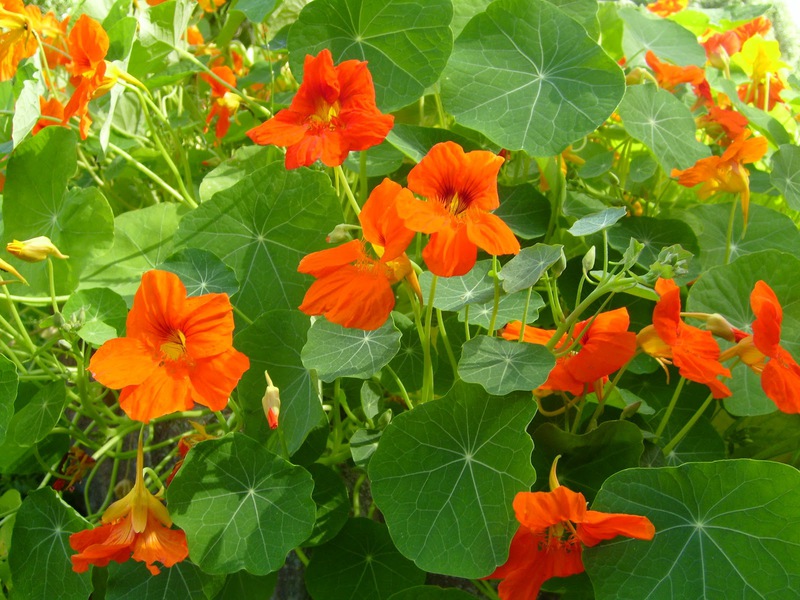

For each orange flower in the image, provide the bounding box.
[201,66,240,139]
[395,141,519,277]
[32,96,66,135]
[488,485,655,600]
[298,179,417,330]
[197,0,226,12]
[39,10,69,70]
[737,74,785,111]
[645,51,706,92]
[734,16,771,44]
[70,439,188,575]
[503,308,637,396]
[0,0,41,80]
[697,105,748,146]
[638,279,731,398]
[185,25,204,46]
[247,49,394,169]
[702,30,741,69]
[88,270,250,422]
[646,0,687,17]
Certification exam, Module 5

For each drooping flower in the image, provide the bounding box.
[7,235,68,261]
[0,255,27,285]
[52,447,95,492]
[671,130,767,224]
[646,0,687,18]
[298,179,418,330]
[32,96,66,135]
[503,308,637,396]
[70,438,189,575]
[638,278,731,398]
[165,422,216,486]
[201,66,240,139]
[88,270,250,422]
[247,48,394,169]
[395,141,520,277]
[645,51,706,93]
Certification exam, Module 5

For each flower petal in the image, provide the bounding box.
[578,510,656,547]
[422,224,477,277]
[298,240,365,278]
[513,487,587,531]
[464,210,520,257]
[181,292,236,359]
[359,179,416,262]
[189,348,250,411]
[88,337,157,389]
[118,368,194,422]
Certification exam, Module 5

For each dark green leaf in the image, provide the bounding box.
[386,124,483,163]
[9,383,67,447]
[771,144,800,211]
[499,244,563,294]
[606,216,699,274]
[389,586,476,600]
[214,570,277,600]
[458,336,555,395]
[159,248,239,297]
[344,143,405,177]
[494,184,550,240]
[0,356,18,446]
[106,560,220,600]
[305,464,350,547]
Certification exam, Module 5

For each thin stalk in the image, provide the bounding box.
[663,392,714,455]
[46,258,59,314]
[421,275,438,404]
[107,142,186,203]
[359,151,368,204]
[655,377,686,439]
[435,308,459,377]
[334,165,361,216]
[384,365,412,409]
[724,197,738,264]
[464,305,471,341]
[487,255,502,335]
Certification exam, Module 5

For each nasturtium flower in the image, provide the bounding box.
[645,51,706,92]
[697,105,748,146]
[488,483,655,599]
[88,270,250,422]
[638,278,732,398]
[247,49,394,169]
[503,308,637,396]
[395,141,520,277]
[32,96,66,135]
[0,255,27,285]
[70,440,188,575]
[0,0,41,81]
[6,235,68,261]
[201,66,240,139]
[703,30,741,69]
[197,0,226,12]
[646,0,687,17]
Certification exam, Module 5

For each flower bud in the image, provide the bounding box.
[261,371,280,429]
[0,257,28,285]
[7,236,69,262]
[582,246,596,273]
[705,313,737,342]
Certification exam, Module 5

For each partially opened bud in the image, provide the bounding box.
[262,371,280,429]
[7,236,69,262]
[0,257,28,285]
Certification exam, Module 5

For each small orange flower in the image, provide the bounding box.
[298,179,417,330]
[70,440,189,575]
[503,308,637,396]
[646,0,687,17]
[638,278,731,398]
[487,485,655,600]
[702,30,741,69]
[671,130,767,224]
[197,0,226,12]
[645,51,706,92]
[247,49,394,169]
[88,270,250,422]
[201,66,240,139]
[0,0,41,80]
[32,96,66,135]
[697,105,748,146]
[734,16,771,45]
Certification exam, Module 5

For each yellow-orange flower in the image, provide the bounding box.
[7,235,68,261]
[646,0,687,17]
[32,96,66,135]
[201,66,240,139]
[645,51,706,92]
[0,0,41,80]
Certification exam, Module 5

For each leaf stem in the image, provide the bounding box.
[655,376,686,439]
[663,392,714,455]
[335,165,361,216]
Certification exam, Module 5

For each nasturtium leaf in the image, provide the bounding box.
[388,586,476,600]
[606,216,700,273]
[304,464,350,547]
[8,488,92,600]
[350,427,383,468]
[451,0,491,38]
[214,570,277,600]
[568,207,627,237]
[618,6,705,67]
[235,310,323,454]
[458,290,545,331]
[618,85,711,174]
[578,150,614,178]
[420,260,495,311]
[344,143,405,177]
[234,0,277,22]
[499,244,563,294]
[659,410,725,466]
[175,162,342,321]
[442,0,624,157]
[168,433,316,575]
[385,313,431,393]
[0,356,18,447]
[458,336,555,396]
[531,421,644,501]
[289,0,453,112]
[583,460,800,598]
[198,146,281,203]
[305,518,425,600]
[62,288,128,346]
[369,382,537,577]
[158,248,239,297]
[105,560,219,600]
[771,144,800,211]
[386,124,483,163]
[9,383,67,447]
[494,184,550,240]
[11,73,42,148]
[547,0,599,38]
[302,318,401,382]
[80,203,187,298]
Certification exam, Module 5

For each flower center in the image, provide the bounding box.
[160,330,187,361]
[306,101,341,132]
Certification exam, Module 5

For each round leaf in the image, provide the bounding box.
[62,288,128,347]
[494,184,550,240]
[419,260,495,312]
[389,586,476,600]
[568,207,627,237]
[105,560,219,599]
[619,6,705,66]
[305,464,350,547]
[457,290,545,331]
[8,383,67,447]
[770,144,800,211]
[457,336,555,396]
[499,244,563,294]
[159,248,239,297]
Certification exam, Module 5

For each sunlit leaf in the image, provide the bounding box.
[458,336,555,395]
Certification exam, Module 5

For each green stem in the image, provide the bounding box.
[294,547,310,567]
[107,142,186,204]
[663,393,714,455]
[463,305,471,341]
[46,258,59,314]
[436,308,459,377]
[655,377,686,439]
[359,151,368,204]
[487,255,502,335]
[472,578,501,600]
[421,275,438,404]
[384,364,413,409]
[335,165,361,216]
[724,197,737,264]
[517,287,533,342]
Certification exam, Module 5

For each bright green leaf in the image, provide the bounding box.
[619,7,705,66]
[9,383,67,447]
[458,336,555,395]
[499,244,563,294]
[344,143,405,177]
[457,290,545,331]
[234,0,277,22]
[771,144,800,211]
[420,260,495,311]
[198,146,281,203]
[547,0,599,38]
[159,248,239,297]
[62,288,128,346]
[568,207,627,236]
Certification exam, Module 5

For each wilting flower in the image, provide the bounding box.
[396,141,520,277]
[247,48,394,169]
[53,447,95,492]
[671,130,767,225]
[645,51,706,92]
[503,308,637,396]
[487,463,655,600]
[88,270,250,422]
[720,281,800,413]
[646,0,687,17]
[0,0,41,81]
[70,439,189,575]
[7,235,68,261]
[201,66,240,139]
[638,278,731,398]
[298,179,418,330]
[32,96,66,135]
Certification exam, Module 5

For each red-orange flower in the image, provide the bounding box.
[32,96,65,134]
[735,16,772,44]
[88,270,250,422]
[638,278,731,398]
[646,0,687,17]
[488,486,655,600]
[395,141,520,277]
[201,66,240,139]
[503,308,637,396]
[0,0,41,80]
[247,49,393,169]
[645,51,706,92]
[698,105,748,146]
[70,441,188,575]
[703,30,741,69]
[298,179,417,330]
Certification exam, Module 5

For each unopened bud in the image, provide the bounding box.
[549,455,562,491]
[552,248,567,277]
[7,236,68,262]
[326,223,355,244]
[706,313,737,342]
[582,246,596,273]
[0,256,27,285]
[261,371,280,430]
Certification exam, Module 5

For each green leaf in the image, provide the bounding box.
[289,0,453,112]
[619,6,705,66]
[420,260,495,311]
[583,460,800,599]
[606,216,699,273]
[369,382,537,577]
[442,0,625,156]
[546,0,599,38]
[11,74,42,148]
[8,488,92,600]
[79,203,186,298]
[305,518,425,600]
[235,309,324,454]
[106,560,220,600]
[458,336,555,395]
[302,318,401,382]
[9,383,67,447]
[349,427,383,468]
[494,184,550,240]
[457,290,545,331]
[386,124,484,163]
[305,464,350,547]
[168,433,316,575]
[62,288,128,347]
[198,146,282,204]
[389,586,476,600]
[451,0,491,38]
[771,144,800,211]
[568,207,627,236]
[660,411,725,466]
[499,244,563,294]
[531,421,644,501]
[234,0,277,22]
[0,356,18,447]
[158,248,239,297]
[618,85,711,174]
[344,143,405,177]
[385,313,432,393]
[175,162,342,320]
[214,570,277,600]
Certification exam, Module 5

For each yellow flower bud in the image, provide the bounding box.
[261,371,280,430]
[7,236,69,262]
[0,257,28,285]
